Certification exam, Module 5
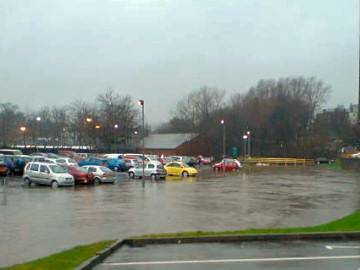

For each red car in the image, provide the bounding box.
[0,163,8,176]
[212,159,240,172]
[68,166,94,185]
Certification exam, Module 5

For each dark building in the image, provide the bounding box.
[141,133,212,157]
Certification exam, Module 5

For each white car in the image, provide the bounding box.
[128,161,166,180]
[31,156,56,163]
[81,165,117,184]
[23,162,74,188]
[54,157,77,166]
[103,153,123,159]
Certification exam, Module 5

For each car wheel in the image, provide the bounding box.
[94,177,101,184]
[129,172,135,179]
[51,180,59,188]
[182,171,189,178]
[24,177,32,187]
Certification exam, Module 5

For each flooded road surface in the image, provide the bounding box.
[0,167,359,267]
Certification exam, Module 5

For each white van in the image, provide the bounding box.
[23,162,74,188]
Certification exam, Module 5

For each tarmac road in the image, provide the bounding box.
[97,240,360,270]
[0,167,359,267]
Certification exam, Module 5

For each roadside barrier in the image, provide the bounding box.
[242,157,314,166]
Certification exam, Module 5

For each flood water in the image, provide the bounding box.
[0,167,359,267]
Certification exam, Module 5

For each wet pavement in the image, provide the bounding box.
[97,240,360,270]
[0,167,359,267]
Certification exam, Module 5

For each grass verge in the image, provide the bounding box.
[322,159,343,170]
[137,210,360,239]
[2,240,115,270]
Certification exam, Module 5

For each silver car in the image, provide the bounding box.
[82,165,116,184]
[128,161,166,180]
[23,162,74,188]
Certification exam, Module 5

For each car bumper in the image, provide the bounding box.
[59,181,75,187]
[75,178,94,185]
[101,177,116,183]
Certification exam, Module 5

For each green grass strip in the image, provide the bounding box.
[2,240,115,270]
[137,210,360,239]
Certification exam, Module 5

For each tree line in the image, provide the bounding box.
[1,77,358,157]
[157,77,359,158]
[0,89,140,152]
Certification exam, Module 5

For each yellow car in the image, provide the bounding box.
[164,162,198,177]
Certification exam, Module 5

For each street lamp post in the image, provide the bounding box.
[95,124,101,151]
[36,116,41,151]
[243,134,248,159]
[220,120,226,176]
[138,100,145,187]
[20,126,27,148]
[246,130,251,158]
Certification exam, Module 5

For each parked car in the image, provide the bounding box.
[164,162,198,177]
[23,162,74,188]
[81,166,116,184]
[124,158,137,169]
[315,157,333,164]
[67,166,94,185]
[183,156,199,167]
[351,152,360,158]
[107,158,127,172]
[78,157,108,167]
[123,154,153,162]
[212,159,240,172]
[0,149,23,155]
[198,156,212,165]
[103,153,123,159]
[1,155,16,175]
[54,157,77,167]
[128,161,166,180]
[12,155,32,175]
[0,156,9,176]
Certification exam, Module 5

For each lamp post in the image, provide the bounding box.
[246,130,251,158]
[138,100,145,187]
[243,134,248,159]
[36,116,41,151]
[20,126,27,148]
[220,120,226,176]
[95,124,101,151]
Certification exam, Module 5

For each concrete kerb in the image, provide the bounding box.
[77,231,360,269]
[75,239,130,270]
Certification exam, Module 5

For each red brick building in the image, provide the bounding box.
[141,133,213,157]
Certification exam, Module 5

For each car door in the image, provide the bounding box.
[146,163,155,177]
[87,166,97,178]
[29,163,40,184]
[39,164,51,185]
[165,163,174,175]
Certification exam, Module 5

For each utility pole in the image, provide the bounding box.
[220,120,226,176]
[138,100,145,188]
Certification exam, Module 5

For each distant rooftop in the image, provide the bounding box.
[144,133,198,149]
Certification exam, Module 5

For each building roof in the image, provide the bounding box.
[144,133,198,149]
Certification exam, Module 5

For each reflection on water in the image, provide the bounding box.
[0,167,359,267]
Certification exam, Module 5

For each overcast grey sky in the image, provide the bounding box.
[0,0,358,125]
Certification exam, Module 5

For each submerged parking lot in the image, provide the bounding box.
[0,167,359,267]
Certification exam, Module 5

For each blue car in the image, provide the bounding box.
[78,157,108,167]
[107,158,127,172]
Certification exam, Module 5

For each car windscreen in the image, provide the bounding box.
[49,165,68,174]
[100,167,112,173]
[75,167,88,173]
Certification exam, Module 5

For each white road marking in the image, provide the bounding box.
[103,255,360,266]
[326,245,360,250]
